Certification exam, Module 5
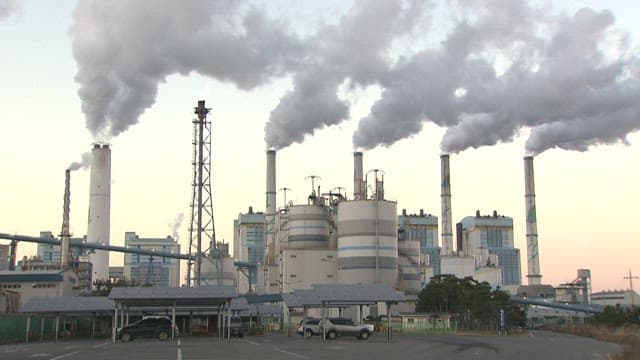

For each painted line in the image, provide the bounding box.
[49,351,80,360]
[177,348,182,360]
[528,332,535,338]
[177,339,181,346]
[242,339,260,346]
[274,347,309,359]
[92,342,109,349]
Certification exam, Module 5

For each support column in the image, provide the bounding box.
[322,302,326,344]
[55,316,60,342]
[111,305,118,343]
[172,303,176,341]
[386,303,391,343]
[40,317,44,341]
[287,307,292,337]
[25,315,31,343]
[227,301,231,342]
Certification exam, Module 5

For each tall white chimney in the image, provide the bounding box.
[87,143,111,284]
[440,154,454,255]
[60,169,71,269]
[353,152,363,200]
[524,156,542,285]
[265,149,276,265]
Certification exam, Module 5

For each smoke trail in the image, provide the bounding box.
[71,0,305,139]
[264,0,428,149]
[67,152,92,171]
[0,0,19,21]
[351,1,640,155]
[169,213,185,242]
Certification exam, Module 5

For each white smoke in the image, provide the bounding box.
[351,2,640,155]
[0,0,19,21]
[71,0,305,139]
[169,213,185,241]
[264,0,429,149]
[67,151,92,171]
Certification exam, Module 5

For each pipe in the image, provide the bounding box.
[524,156,542,285]
[353,152,363,200]
[440,154,454,255]
[87,144,111,285]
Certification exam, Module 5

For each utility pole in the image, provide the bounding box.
[624,269,638,306]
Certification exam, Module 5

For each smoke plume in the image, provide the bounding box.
[351,1,640,155]
[71,0,305,139]
[169,213,185,242]
[0,0,18,21]
[67,151,92,171]
[264,0,428,149]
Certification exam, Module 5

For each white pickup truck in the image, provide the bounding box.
[320,318,375,340]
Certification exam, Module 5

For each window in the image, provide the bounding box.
[290,274,297,278]
[327,274,334,278]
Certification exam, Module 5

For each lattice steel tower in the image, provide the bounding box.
[187,100,217,287]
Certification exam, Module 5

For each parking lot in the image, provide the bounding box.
[0,331,622,360]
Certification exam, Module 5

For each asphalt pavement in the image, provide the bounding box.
[0,330,622,360]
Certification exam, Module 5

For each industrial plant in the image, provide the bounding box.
[0,100,632,329]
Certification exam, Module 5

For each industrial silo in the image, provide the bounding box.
[337,200,398,286]
[286,205,331,249]
[397,234,421,294]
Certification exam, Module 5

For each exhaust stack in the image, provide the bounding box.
[440,154,454,255]
[353,152,363,200]
[60,169,71,269]
[265,150,276,265]
[87,143,111,284]
[524,156,542,285]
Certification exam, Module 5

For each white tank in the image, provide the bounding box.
[398,238,421,294]
[87,144,111,284]
[201,256,236,287]
[337,200,398,286]
[286,205,330,249]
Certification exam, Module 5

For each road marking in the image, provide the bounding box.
[28,353,50,358]
[242,339,260,346]
[274,347,309,359]
[177,339,181,346]
[49,351,80,360]
[528,332,535,338]
[177,348,182,360]
[92,342,109,349]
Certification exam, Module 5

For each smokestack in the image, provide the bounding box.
[60,169,71,269]
[265,149,276,265]
[440,154,454,255]
[524,156,542,285]
[87,143,111,284]
[353,152,363,200]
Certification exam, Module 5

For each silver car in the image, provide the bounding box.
[297,318,322,338]
[320,318,374,340]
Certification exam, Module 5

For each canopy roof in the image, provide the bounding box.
[108,286,237,308]
[21,296,113,314]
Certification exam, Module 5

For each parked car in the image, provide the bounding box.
[320,318,374,340]
[296,318,322,338]
[116,316,177,342]
[227,316,245,338]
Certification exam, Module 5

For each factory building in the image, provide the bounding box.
[0,244,10,271]
[458,211,522,287]
[398,209,440,290]
[0,270,78,311]
[123,232,180,287]
[591,289,640,308]
[233,207,265,293]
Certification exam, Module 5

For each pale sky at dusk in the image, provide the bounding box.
[1,0,639,292]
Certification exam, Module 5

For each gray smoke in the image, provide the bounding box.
[0,0,18,21]
[67,151,92,171]
[264,0,428,149]
[351,1,640,155]
[71,0,305,139]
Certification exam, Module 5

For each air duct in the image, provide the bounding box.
[440,154,454,255]
[524,156,542,285]
[353,152,363,200]
[265,149,276,265]
[87,143,111,284]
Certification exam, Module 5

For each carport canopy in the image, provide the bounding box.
[109,286,237,308]
[21,296,113,314]
[284,284,405,308]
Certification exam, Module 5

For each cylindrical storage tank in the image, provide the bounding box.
[287,205,330,249]
[398,238,421,294]
[337,200,398,286]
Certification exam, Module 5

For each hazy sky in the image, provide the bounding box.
[1,0,639,292]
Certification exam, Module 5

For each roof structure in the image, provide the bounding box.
[108,286,237,308]
[283,284,405,308]
[20,296,113,314]
[0,271,64,283]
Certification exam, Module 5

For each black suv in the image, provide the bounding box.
[116,316,177,342]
